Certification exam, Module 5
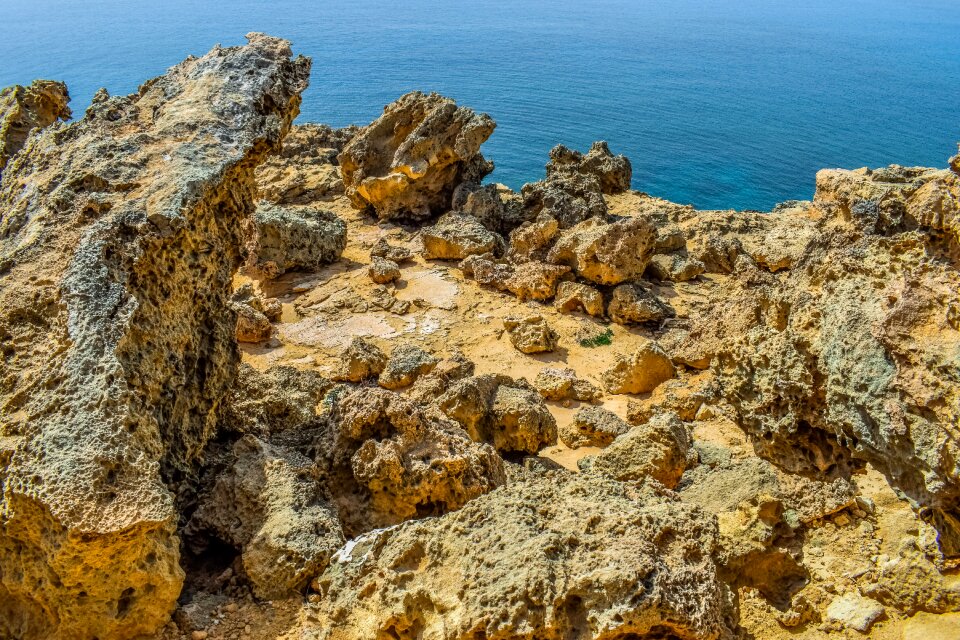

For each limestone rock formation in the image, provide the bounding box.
[533,367,602,403]
[378,344,440,390]
[452,181,527,234]
[545,141,632,194]
[0,34,309,639]
[607,283,676,325]
[547,216,657,285]
[502,314,558,354]
[221,364,331,437]
[559,405,630,448]
[312,473,735,640]
[188,436,344,600]
[332,337,387,382]
[339,92,495,221]
[521,168,608,228]
[647,252,706,282]
[421,212,504,260]
[255,123,357,204]
[437,375,557,454]
[602,341,676,394]
[462,253,570,301]
[368,256,401,284]
[579,411,693,489]
[249,203,346,278]
[370,237,413,263]
[553,280,605,317]
[0,79,71,174]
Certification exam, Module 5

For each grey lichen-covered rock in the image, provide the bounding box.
[545,141,632,194]
[547,216,657,285]
[452,181,528,234]
[332,337,387,383]
[221,363,332,437]
[502,314,558,354]
[533,367,602,403]
[421,212,504,260]
[188,436,344,600]
[560,405,630,448]
[0,34,309,640]
[368,256,401,284]
[607,283,676,325]
[311,472,735,640]
[437,374,557,454]
[339,91,495,221]
[249,202,346,278]
[378,344,440,390]
[602,341,676,394]
[0,79,71,175]
[579,411,693,489]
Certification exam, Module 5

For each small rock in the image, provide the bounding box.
[370,237,412,263]
[503,315,558,354]
[560,406,630,449]
[825,593,885,633]
[332,337,387,382]
[421,212,504,260]
[601,342,675,394]
[368,257,401,284]
[646,253,706,282]
[379,345,440,389]
[607,284,675,326]
[250,203,346,278]
[533,367,602,403]
[192,631,209,640]
[553,281,605,317]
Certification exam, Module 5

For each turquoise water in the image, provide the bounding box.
[2,0,959,210]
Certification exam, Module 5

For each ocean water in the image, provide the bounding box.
[2,0,959,211]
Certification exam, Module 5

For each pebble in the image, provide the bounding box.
[191,631,208,640]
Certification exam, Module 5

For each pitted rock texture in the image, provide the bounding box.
[602,341,676,394]
[312,472,735,640]
[559,405,630,449]
[437,374,557,454]
[249,202,346,278]
[222,364,331,438]
[502,314,558,354]
[339,91,495,221]
[547,216,657,285]
[255,123,357,204]
[521,168,608,228]
[421,212,504,260]
[0,79,71,174]
[0,34,309,639]
[545,141,632,194]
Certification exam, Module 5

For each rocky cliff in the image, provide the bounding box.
[1,35,959,640]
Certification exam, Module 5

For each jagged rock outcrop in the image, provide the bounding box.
[379,344,440,390]
[255,123,358,204]
[0,79,71,174]
[521,168,607,228]
[248,202,346,278]
[559,405,630,448]
[421,212,504,260]
[462,253,571,301]
[339,92,495,221]
[188,436,344,600]
[312,472,736,639]
[502,314,558,354]
[545,141,632,194]
[437,374,557,454]
[0,34,309,639]
[221,364,331,437]
[547,216,656,285]
[332,337,387,382]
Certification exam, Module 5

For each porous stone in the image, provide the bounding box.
[421,212,504,260]
[533,367,602,403]
[368,256,400,284]
[507,212,559,260]
[332,337,387,383]
[370,237,412,263]
[462,254,570,301]
[607,283,676,325]
[545,141,632,194]
[452,181,527,234]
[255,123,357,204]
[312,472,734,640]
[437,375,557,454]
[249,203,346,278]
[560,406,630,448]
[647,252,706,282]
[221,364,331,437]
[378,344,440,390]
[0,79,71,174]
[547,216,657,285]
[339,91,495,221]
[825,593,885,633]
[579,411,692,489]
[602,341,676,394]
[502,314,558,354]
[553,280,605,317]
[0,33,309,639]
[521,168,608,228]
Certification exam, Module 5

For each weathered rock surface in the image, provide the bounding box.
[521,168,608,228]
[602,341,676,394]
[553,280,605,317]
[437,375,557,454]
[579,411,693,488]
[312,473,735,640]
[533,367,602,403]
[379,344,440,390]
[502,314,557,354]
[332,337,387,382]
[462,253,570,301]
[607,283,675,325]
[188,436,343,600]
[560,405,630,448]
[547,216,656,285]
[221,364,331,437]
[255,123,357,204]
[368,256,401,284]
[0,79,71,174]
[370,237,412,263]
[545,141,632,194]
[421,212,503,260]
[249,202,346,278]
[0,34,309,639]
[339,92,495,221]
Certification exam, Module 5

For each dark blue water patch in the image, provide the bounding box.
[2,0,958,211]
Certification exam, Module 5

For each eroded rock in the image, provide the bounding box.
[379,345,440,390]
[502,314,557,354]
[560,405,630,448]
[332,337,387,383]
[0,79,71,174]
[421,212,503,260]
[602,341,676,394]
[545,141,632,194]
[547,216,656,285]
[249,202,346,278]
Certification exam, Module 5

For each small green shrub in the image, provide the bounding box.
[579,328,613,348]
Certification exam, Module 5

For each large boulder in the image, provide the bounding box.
[0,34,309,639]
[421,212,504,260]
[339,91,495,221]
[255,123,357,204]
[312,473,736,639]
[0,79,70,174]
[249,202,346,278]
[545,141,632,194]
[547,216,657,285]
[521,169,608,229]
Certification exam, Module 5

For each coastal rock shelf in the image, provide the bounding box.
[1,33,959,640]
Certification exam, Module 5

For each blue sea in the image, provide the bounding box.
[3,0,959,210]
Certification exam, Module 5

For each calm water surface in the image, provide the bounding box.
[3,0,959,210]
